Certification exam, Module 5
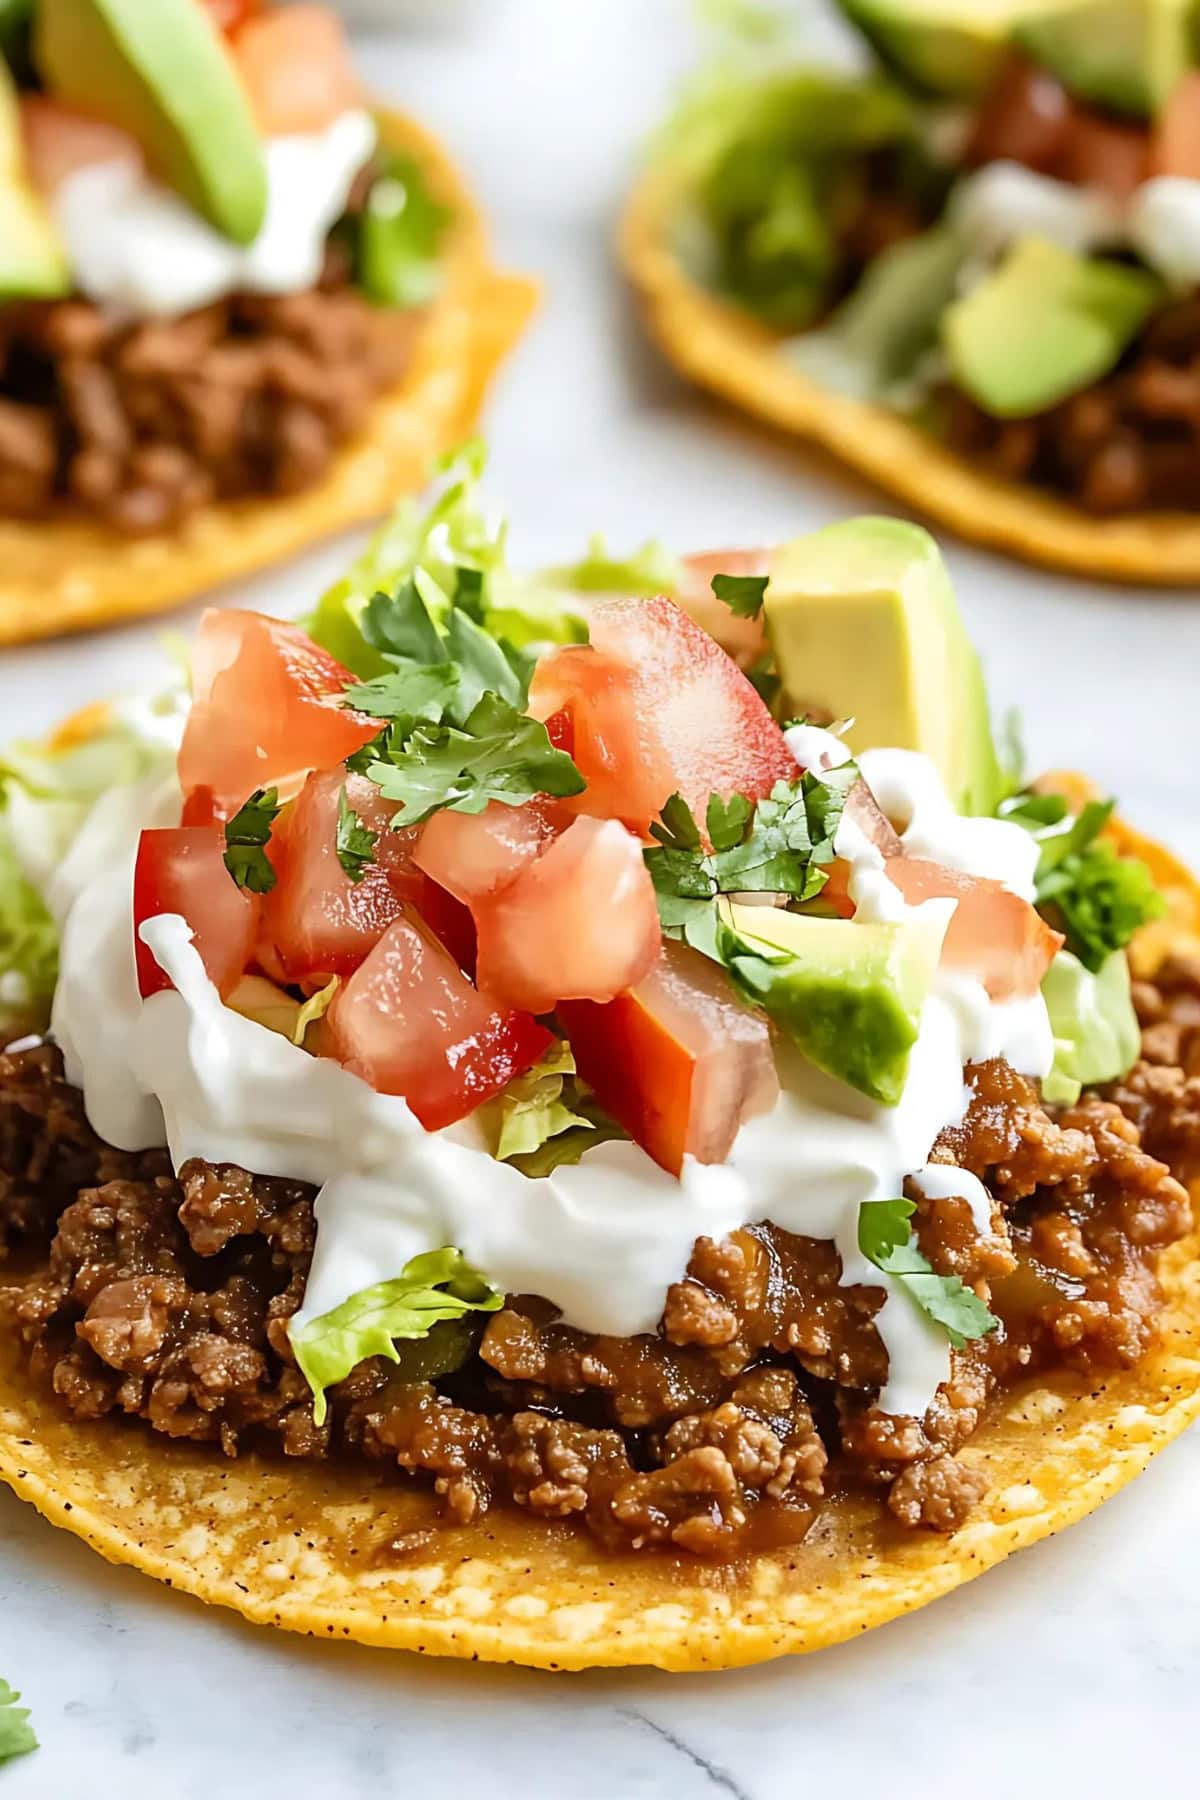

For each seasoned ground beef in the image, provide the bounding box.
[940,298,1200,515]
[1,968,1196,1557]
[0,245,419,535]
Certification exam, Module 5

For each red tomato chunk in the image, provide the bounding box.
[133,827,259,1001]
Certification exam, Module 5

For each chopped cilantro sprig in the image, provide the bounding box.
[859,1198,998,1349]
[644,765,857,955]
[711,570,768,619]
[335,787,378,883]
[223,788,282,894]
[1000,790,1165,972]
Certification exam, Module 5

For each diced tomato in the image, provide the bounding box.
[324,906,551,1129]
[675,548,770,669]
[200,0,261,35]
[20,96,143,196]
[1058,111,1148,200]
[133,826,259,1001]
[543,708,574,755]
[413,798,564,906]
[473,816,660,1014]
[177,610,377,823]
[1152,72,1200,179]
[529,596,797,836]
[559,940,779,1176]
[230,5,361,136]
[259,769,475,984]
[886,858,1062,1000]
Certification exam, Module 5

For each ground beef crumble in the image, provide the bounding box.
[2,965,1196,1557]
[0,238,420,536]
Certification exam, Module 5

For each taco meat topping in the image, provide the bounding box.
[0,252,419,537]
[3,989,1193,1558]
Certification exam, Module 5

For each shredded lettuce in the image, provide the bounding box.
[354,146,451,310]
[0,697,181,1039]
[540,533,683,599]
[0,1680,36,1767]
[478,1040,591,1162]
[1041,949,1141,1108]
[290,1249,503,1425]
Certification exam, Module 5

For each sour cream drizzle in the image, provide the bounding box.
[41,729,1053,1423]
[52,110,377,319]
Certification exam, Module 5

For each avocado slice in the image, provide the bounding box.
[36,0,267,245]
[943,237,1162,420]
[0,59,70,299]
[834,0,1043,98]
[765,518,1002,816]
[1015,0,1195,117]
[723,900,951,1105]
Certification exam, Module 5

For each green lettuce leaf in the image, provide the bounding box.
[355,146,452,310]
[0,697,181,1039]
[290,1249,503,1426]
[539,533,683,599]
[0,1680,37,1766]
[477,1040,592,1162]
[1041,948,1141,1107]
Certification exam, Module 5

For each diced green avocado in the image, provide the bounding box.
[1016,0,1195,118]
[1041,948,1141,1105]
[0,59,69,299]
[723,901,950,1105]
[943,237,1162,420]
[765,517,1002,816]
[36,0,267,245]
[834,0,1043,98]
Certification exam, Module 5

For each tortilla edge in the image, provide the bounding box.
[619,168,1200,587]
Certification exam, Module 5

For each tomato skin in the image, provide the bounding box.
[559,941,778,1176]
[473,816,661,1014]
[886,857,1062,1000]
[1152,72,1200,179]
[676,548,770,669]
[133,827,260,1001]
[230,5,360,135]
[200,0,261,34]
[1058,111,1148,200]
[20,96,143,196]
[177,610,377,823]
[324,905,551,1129]
[529,596,796,837]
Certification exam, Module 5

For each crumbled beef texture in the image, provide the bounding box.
[0,262,420,535]
[0,1020,1193,1554]
[940,298,1200,515]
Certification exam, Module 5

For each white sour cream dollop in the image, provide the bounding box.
[41,732,1053,1423]
[52,110,377,319]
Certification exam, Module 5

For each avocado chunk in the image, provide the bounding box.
[765,517,1002,816]
[0,60,69,299]
[36,0,267,245]
[1041,948,1141,1105]
[723,900,951,1105]
[834,0,1043,98]
[943,237,1162,419]
[1016,0,1194,117]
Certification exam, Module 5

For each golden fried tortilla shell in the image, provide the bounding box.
[620,170,1200,586]
[1,809,1199,1672]
[0,112,536,648]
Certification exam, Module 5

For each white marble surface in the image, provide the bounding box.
[2,4,1198,1794]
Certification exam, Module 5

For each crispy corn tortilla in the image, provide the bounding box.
[1,802,1198,1672]
[620,169,1200,587]
[0,111,537,648]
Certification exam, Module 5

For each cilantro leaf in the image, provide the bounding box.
[0,1680,37,1766]
[1001,790,1165,972]
[354,148,452,310]
[711,570,768,618]
[644,766,856,954]
[365,694,585,828]
[335,787,378,884]
[223,788,281,894]
[858,1198,998,1350]
[344,662,460,732]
